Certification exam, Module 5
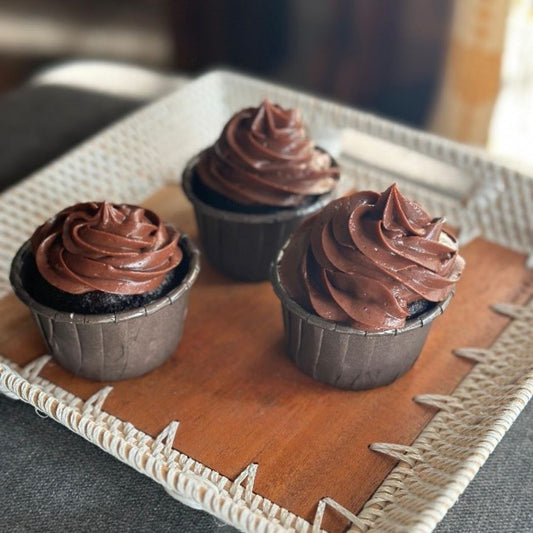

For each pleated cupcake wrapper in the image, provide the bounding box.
[271,245,453,390]
[182,158,335,282]
[9,235,201,381]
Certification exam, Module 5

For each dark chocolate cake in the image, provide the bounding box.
[182,100,340,281]
[278,184,465,332]
[9,200,201,381]
[272,183,466,389]
[21,248,189,314]
[27,201,185,314]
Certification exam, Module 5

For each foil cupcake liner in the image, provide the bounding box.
[271,244,453,390]
[10,235,201,381]
[182,157,335,282]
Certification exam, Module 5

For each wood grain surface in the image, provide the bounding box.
[2,185,532,532]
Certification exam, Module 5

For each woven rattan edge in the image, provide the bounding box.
[352,298,533,532]
[0,356,313,533]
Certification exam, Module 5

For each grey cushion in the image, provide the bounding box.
[0,85,141,192]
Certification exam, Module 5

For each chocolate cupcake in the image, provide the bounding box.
[271,184,465,390]
[182,99,340,281]
[10,202,200,381]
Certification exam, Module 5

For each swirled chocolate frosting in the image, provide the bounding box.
[30,202,182,295]
[280,184,465,332]
[196,99,339,207]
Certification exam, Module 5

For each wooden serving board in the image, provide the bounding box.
[2,185,532,532]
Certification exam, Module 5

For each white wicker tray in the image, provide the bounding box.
[0,70,532,532]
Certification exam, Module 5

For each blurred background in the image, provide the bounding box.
[0,0,531,167]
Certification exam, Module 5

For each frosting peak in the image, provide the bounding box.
[250,99,301,144]
[197,100,339,207]
[31,202,182,295]
[280,185,465,332]
[374,183,429,235]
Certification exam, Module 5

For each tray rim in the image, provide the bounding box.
[0,69,532,533]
